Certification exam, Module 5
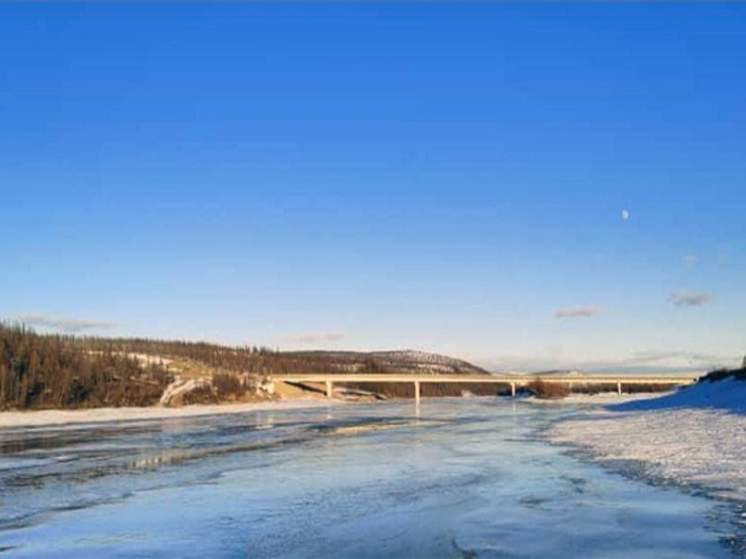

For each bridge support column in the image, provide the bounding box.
[511,382,516,397]
[414,381,420,405]
[326,380,333,398]
[617,381,622,396]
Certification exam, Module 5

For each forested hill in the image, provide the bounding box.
[0,324,172,410]
[282,350,492,376]
[0,323,491,410]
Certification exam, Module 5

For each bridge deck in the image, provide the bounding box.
[271,373,697,385]
[270,373,697,401]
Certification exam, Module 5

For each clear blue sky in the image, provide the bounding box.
[2,4,744,372]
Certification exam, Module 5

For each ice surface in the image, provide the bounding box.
[0,399,736,558]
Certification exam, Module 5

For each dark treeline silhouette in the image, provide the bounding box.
[571,382,673,394]
[71,336,279,376]
[0,323,172,410]
[341,381,513,398]
[70,337,346,378]
[70,339,472,382]
[343,380,674,400]
[700,367,746,383]
[2,325,406,410]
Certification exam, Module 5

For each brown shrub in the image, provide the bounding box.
[181,385,220,405]
[571,383,614,395]
[527,379,569,399]
[553,382,675,395]
[623,383,674,394]
[342,382,414,398]
[423,382,512,397]
[212,373,246,400]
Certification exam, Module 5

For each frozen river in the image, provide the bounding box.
[0,398,738,558]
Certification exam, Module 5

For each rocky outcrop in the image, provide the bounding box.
[159,377,213,407]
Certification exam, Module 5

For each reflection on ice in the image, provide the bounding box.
[0,399,737,558]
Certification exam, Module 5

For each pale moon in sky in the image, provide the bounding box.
[621,209,630,221]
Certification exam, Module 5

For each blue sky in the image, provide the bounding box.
[2,4,744,372]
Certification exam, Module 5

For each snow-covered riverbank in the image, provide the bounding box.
[548,379,746,503]
[0,398,339,429]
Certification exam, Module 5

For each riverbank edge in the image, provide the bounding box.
[0,398,343,429]
[540,382,746,553]
[0,390,666,429]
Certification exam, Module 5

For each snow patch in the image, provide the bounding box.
[610,377,746,414]
[548,379,746,504]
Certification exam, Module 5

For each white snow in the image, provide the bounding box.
[608,377,746,413]
[0,398,339,429]
[548,379,746,503]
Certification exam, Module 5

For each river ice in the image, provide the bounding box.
[0,398,738,558]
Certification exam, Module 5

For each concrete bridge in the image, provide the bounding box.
[269,373,699,404]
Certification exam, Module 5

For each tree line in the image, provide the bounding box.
[0,324,382,410]
[70,336,343,378]
[0,323,172,410]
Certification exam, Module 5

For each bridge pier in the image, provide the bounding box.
[617,381,622,396]
[414,380,420,405]
[511,382,516,397]
[326,380,333,398]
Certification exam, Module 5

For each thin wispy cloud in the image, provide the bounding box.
[282,332,346,344]
[553,306,602,319]
[668,293,714,307]
[684,255,698,269]
[17,314,116,333]
[624,350,724,368]
[478,350,735,375]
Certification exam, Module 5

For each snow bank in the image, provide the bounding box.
[0,398,338,429]
[548,379,746,503]
[609,378,746,414]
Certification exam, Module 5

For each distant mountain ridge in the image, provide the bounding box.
[534,369,587,377]
[282,350,492,377]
